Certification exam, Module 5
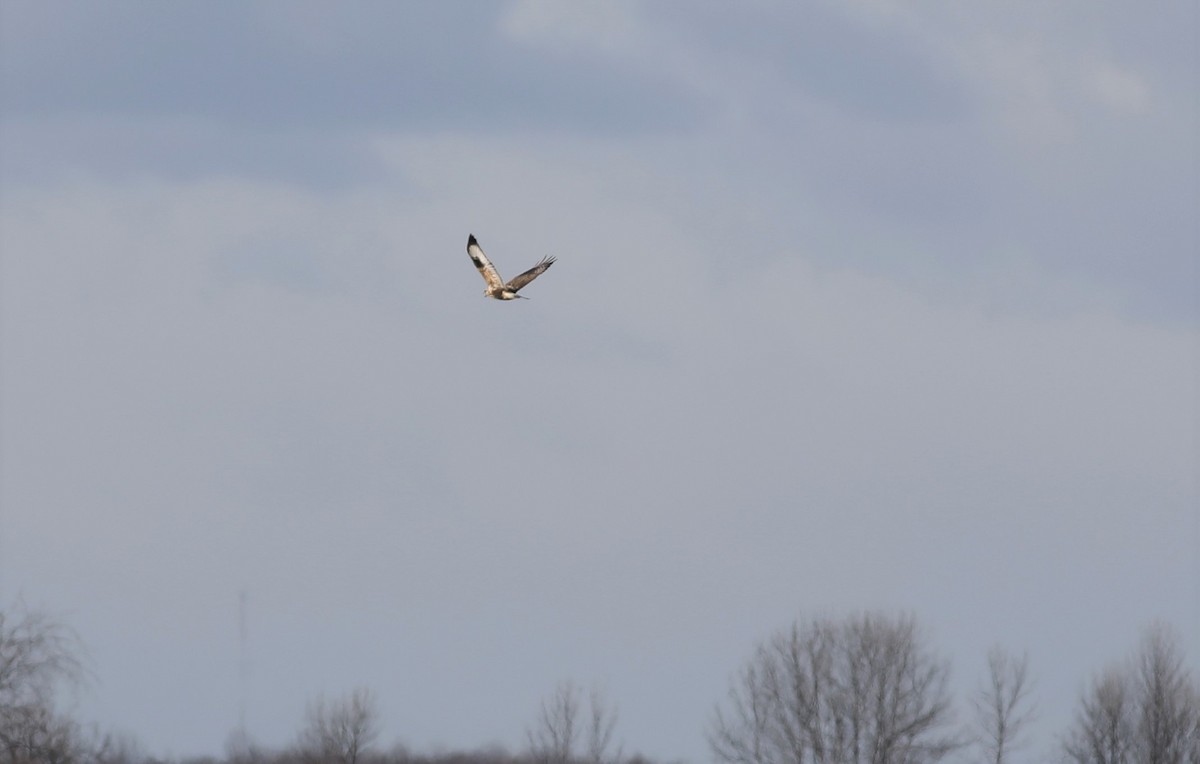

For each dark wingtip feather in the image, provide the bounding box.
[467,234,478,247]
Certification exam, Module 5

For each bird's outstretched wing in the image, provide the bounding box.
[467,235,504,291]
[505,256,556,293]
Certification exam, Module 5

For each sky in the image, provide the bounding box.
[0,0,1197,760]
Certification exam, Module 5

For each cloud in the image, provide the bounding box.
[0,115,386,187]
[0,0,703,135]
[500,0,644,56]
[1085,60,1151,115]
[2,138,1194,754]
[1,2,1196,759]
[643,1,967,123]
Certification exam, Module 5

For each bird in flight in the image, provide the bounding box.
[467,234,556,300]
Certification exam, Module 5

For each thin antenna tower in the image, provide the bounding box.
[238,589,248,735]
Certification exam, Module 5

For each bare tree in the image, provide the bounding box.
[528,681,580,764]
[1063,624,1198,764]
[1190,690,1200,764]
[709,653,773,764]
[971,647,1036,764]
[708,612,961,764]
[584,685,622,764]
[1133,624,1197,764]
[0,604,88,764]
[1064,667,1136,764]
[296,687,380,764]
[527,681,622,764]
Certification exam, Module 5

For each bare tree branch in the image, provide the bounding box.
[586,685,622,764]
[1134,623,1197,764]
[528,681,623,764]
[0,604,90,764]
[708,612,961,764]
[1064,667,1136,764]
[1064,624,1198,764]
[528,681,580,764]
[971,646,1036,764]
[296,687,379,764]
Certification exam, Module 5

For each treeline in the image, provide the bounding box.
[2,606,1197,764]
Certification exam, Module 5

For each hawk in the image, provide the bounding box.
[467,234,556,300]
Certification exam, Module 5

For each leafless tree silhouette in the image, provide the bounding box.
[296,687,379,764]
[971,646,1036,764]
[527,681,621,764]
[708,612,961,764]
[0,604,88,764]
[1133,624,1198,764]
[1063,623,1198,764]
[584,685,621,764]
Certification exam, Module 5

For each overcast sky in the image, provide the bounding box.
[1,1,1197,760]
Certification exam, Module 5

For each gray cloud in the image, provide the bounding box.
[646,2,967,122]
[0,1,703,134]
[0,116,388,187]
[1,2,1196,761]
[2,148,1194,757]
[1,1,705,189]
